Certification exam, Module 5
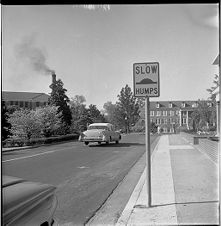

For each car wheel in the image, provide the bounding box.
[116,140,119,144]
[98,142,101,145]
[85,142,89,145]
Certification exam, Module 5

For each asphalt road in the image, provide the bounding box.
[2,133,157,225]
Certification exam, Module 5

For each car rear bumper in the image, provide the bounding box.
[80,137,105,142]
[79,134,109,142]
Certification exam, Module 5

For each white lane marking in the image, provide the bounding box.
[77,166,89,169]
[2,148,68,162]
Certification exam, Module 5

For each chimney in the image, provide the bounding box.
[52,73,56,84]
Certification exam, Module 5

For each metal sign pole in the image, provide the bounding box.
[145,96,151,207]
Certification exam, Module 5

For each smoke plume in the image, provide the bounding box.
[15,34,54,75]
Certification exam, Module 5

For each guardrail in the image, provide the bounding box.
[198,138,219,163]
[181,132,219,164]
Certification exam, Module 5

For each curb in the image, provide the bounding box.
[115,136,162,226]
[2,139,79,153]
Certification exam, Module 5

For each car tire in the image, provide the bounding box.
[98,142,101,145]
[85,142,89,145]
[116,140,119,144]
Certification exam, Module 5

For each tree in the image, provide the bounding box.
[116,84,140,133]
[150,122,158,134]
[49,78,72,133]
[190,99,216,132]
[88,104,106,123]
[75,108,93,132]
[207,74,219,102]
[2,103,11,140]
[70,95,87,132]
[103,101,119,127]
[35,106,62,137]
[7,105,21,114]
[70,95,86,120]
[8,109,42,140]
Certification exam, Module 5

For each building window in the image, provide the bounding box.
[36,102,40,107]
[181,102,186,108]
[25,102,28,108]
[156,118,161,125]
[169,118,173,124]
[169,111,174,116]
[156,103,160,108]
[163,128,167,133]
[163,111,167,116]
[176,110,180,115]
[192,102,198,108]
[169,103,173,108]
[15,101,18,105]
[164,118,167,124]
[19,101,24,107]
[10,101,14,105]
[182,118,187,124]
[156,111,161,116]
[150,111,154,116]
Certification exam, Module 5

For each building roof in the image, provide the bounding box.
[2,91,50,102]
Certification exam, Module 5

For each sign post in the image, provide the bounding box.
[133,62,160,207]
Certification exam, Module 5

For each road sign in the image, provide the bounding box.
[133,62,160,97]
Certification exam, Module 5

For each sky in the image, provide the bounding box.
[2,4,219,110]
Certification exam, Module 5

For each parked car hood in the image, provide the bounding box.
[3,175,57,225]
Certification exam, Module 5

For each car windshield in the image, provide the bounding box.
[88,126,108,130]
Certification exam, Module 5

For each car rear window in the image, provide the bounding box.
[88,126,108,130]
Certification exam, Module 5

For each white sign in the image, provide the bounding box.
[133,62,160,97]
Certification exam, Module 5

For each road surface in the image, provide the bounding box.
[2,133,158,225]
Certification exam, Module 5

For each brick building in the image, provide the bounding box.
[139,100,214,133]
[2,91,50,109]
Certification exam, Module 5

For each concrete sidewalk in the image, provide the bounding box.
[116,134,219,226]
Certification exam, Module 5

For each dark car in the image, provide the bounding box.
[2,175,58,226]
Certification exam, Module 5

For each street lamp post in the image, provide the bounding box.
[125,116,128,133]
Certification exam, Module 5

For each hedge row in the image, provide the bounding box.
[3,133,80,148]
